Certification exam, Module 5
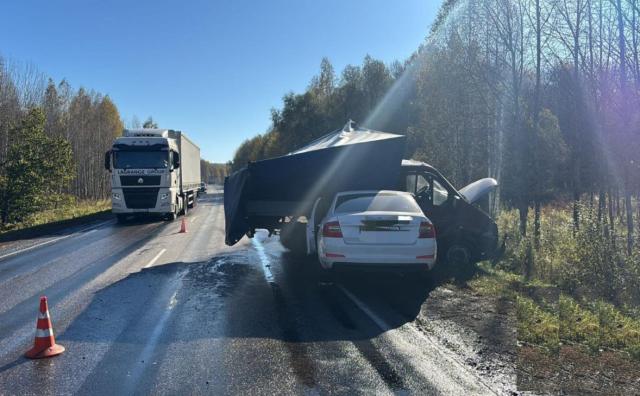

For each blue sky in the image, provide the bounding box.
[0,0,440,162]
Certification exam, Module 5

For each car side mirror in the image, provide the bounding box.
[104,151,111,172]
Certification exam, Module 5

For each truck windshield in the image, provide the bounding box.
[113,151,169,169]
[334,193,421,214]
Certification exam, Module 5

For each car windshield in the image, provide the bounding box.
[334,193,421,214]
[113,151,168,169]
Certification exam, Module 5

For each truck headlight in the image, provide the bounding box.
[112,192,121,200]
[160,193,169,200]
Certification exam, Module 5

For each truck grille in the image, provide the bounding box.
[122,188,159,209]
[120,176,161,186]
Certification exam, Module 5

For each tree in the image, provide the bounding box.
[1,54,128,208]
[93,96,123,197]
[130,115,141,129]
[0,56,22,168]
[0,108,73,224]
[201,159,229,184]
[143,116,158,129]
[310,57,335,99]
[230,0,640,262]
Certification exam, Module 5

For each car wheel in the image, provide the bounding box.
[446,244,471,267]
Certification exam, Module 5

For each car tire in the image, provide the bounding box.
[446,244,471,267]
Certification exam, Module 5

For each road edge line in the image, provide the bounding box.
[336,283,500,395]
[0,220,114,261]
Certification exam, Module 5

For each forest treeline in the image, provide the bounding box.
[0,56,227,226]
[0,56,123,225]
[201,159,228,185]
[231,0,640,256]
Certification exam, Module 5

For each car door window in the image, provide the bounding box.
[405,174,417,193]
[432,179,449,206]
[416,175,429,194]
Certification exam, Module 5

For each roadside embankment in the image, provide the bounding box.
[0,200,111,243]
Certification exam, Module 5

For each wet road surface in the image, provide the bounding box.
[0,192,508,395]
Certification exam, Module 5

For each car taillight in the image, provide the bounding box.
[419,221,435,238]
[322,221,343,238]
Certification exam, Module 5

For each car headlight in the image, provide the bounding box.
[112,192,121,200]
[160,193,169,200]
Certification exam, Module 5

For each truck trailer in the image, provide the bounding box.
[224,121,501,266]
[104,129,201,222]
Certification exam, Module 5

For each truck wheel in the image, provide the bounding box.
[182,198,188,216]
[280,221,307,256]
[166,211,177,221]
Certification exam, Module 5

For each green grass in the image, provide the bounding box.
[468,264,521,296]
[517,295,560,353]
[0,198,110,235]
[469,263,640,360]
[481,202,640,360]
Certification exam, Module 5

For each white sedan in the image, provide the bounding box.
[316,190,437,272]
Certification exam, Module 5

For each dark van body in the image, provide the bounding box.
[224,122,500,265]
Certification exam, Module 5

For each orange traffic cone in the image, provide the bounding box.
[25,296,65,359]
[179,218,187,233]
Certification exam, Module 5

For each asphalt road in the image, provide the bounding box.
[0,191,505,395]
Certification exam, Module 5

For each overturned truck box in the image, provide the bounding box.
[224,121,501,265]
[224,123,405,245]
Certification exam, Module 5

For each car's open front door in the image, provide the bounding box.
[306,198,322,255]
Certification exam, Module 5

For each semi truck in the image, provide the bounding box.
[224,121,502,267]
[104,128,201,222]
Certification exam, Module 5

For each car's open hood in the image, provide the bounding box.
[458,178,498,204]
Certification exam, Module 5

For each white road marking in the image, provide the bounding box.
[336,283,500,395]
[336,284,391,330]
[252,238,275,283]
[122,288,179,394]
[144,248,167,269]
[0,220,112,261]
